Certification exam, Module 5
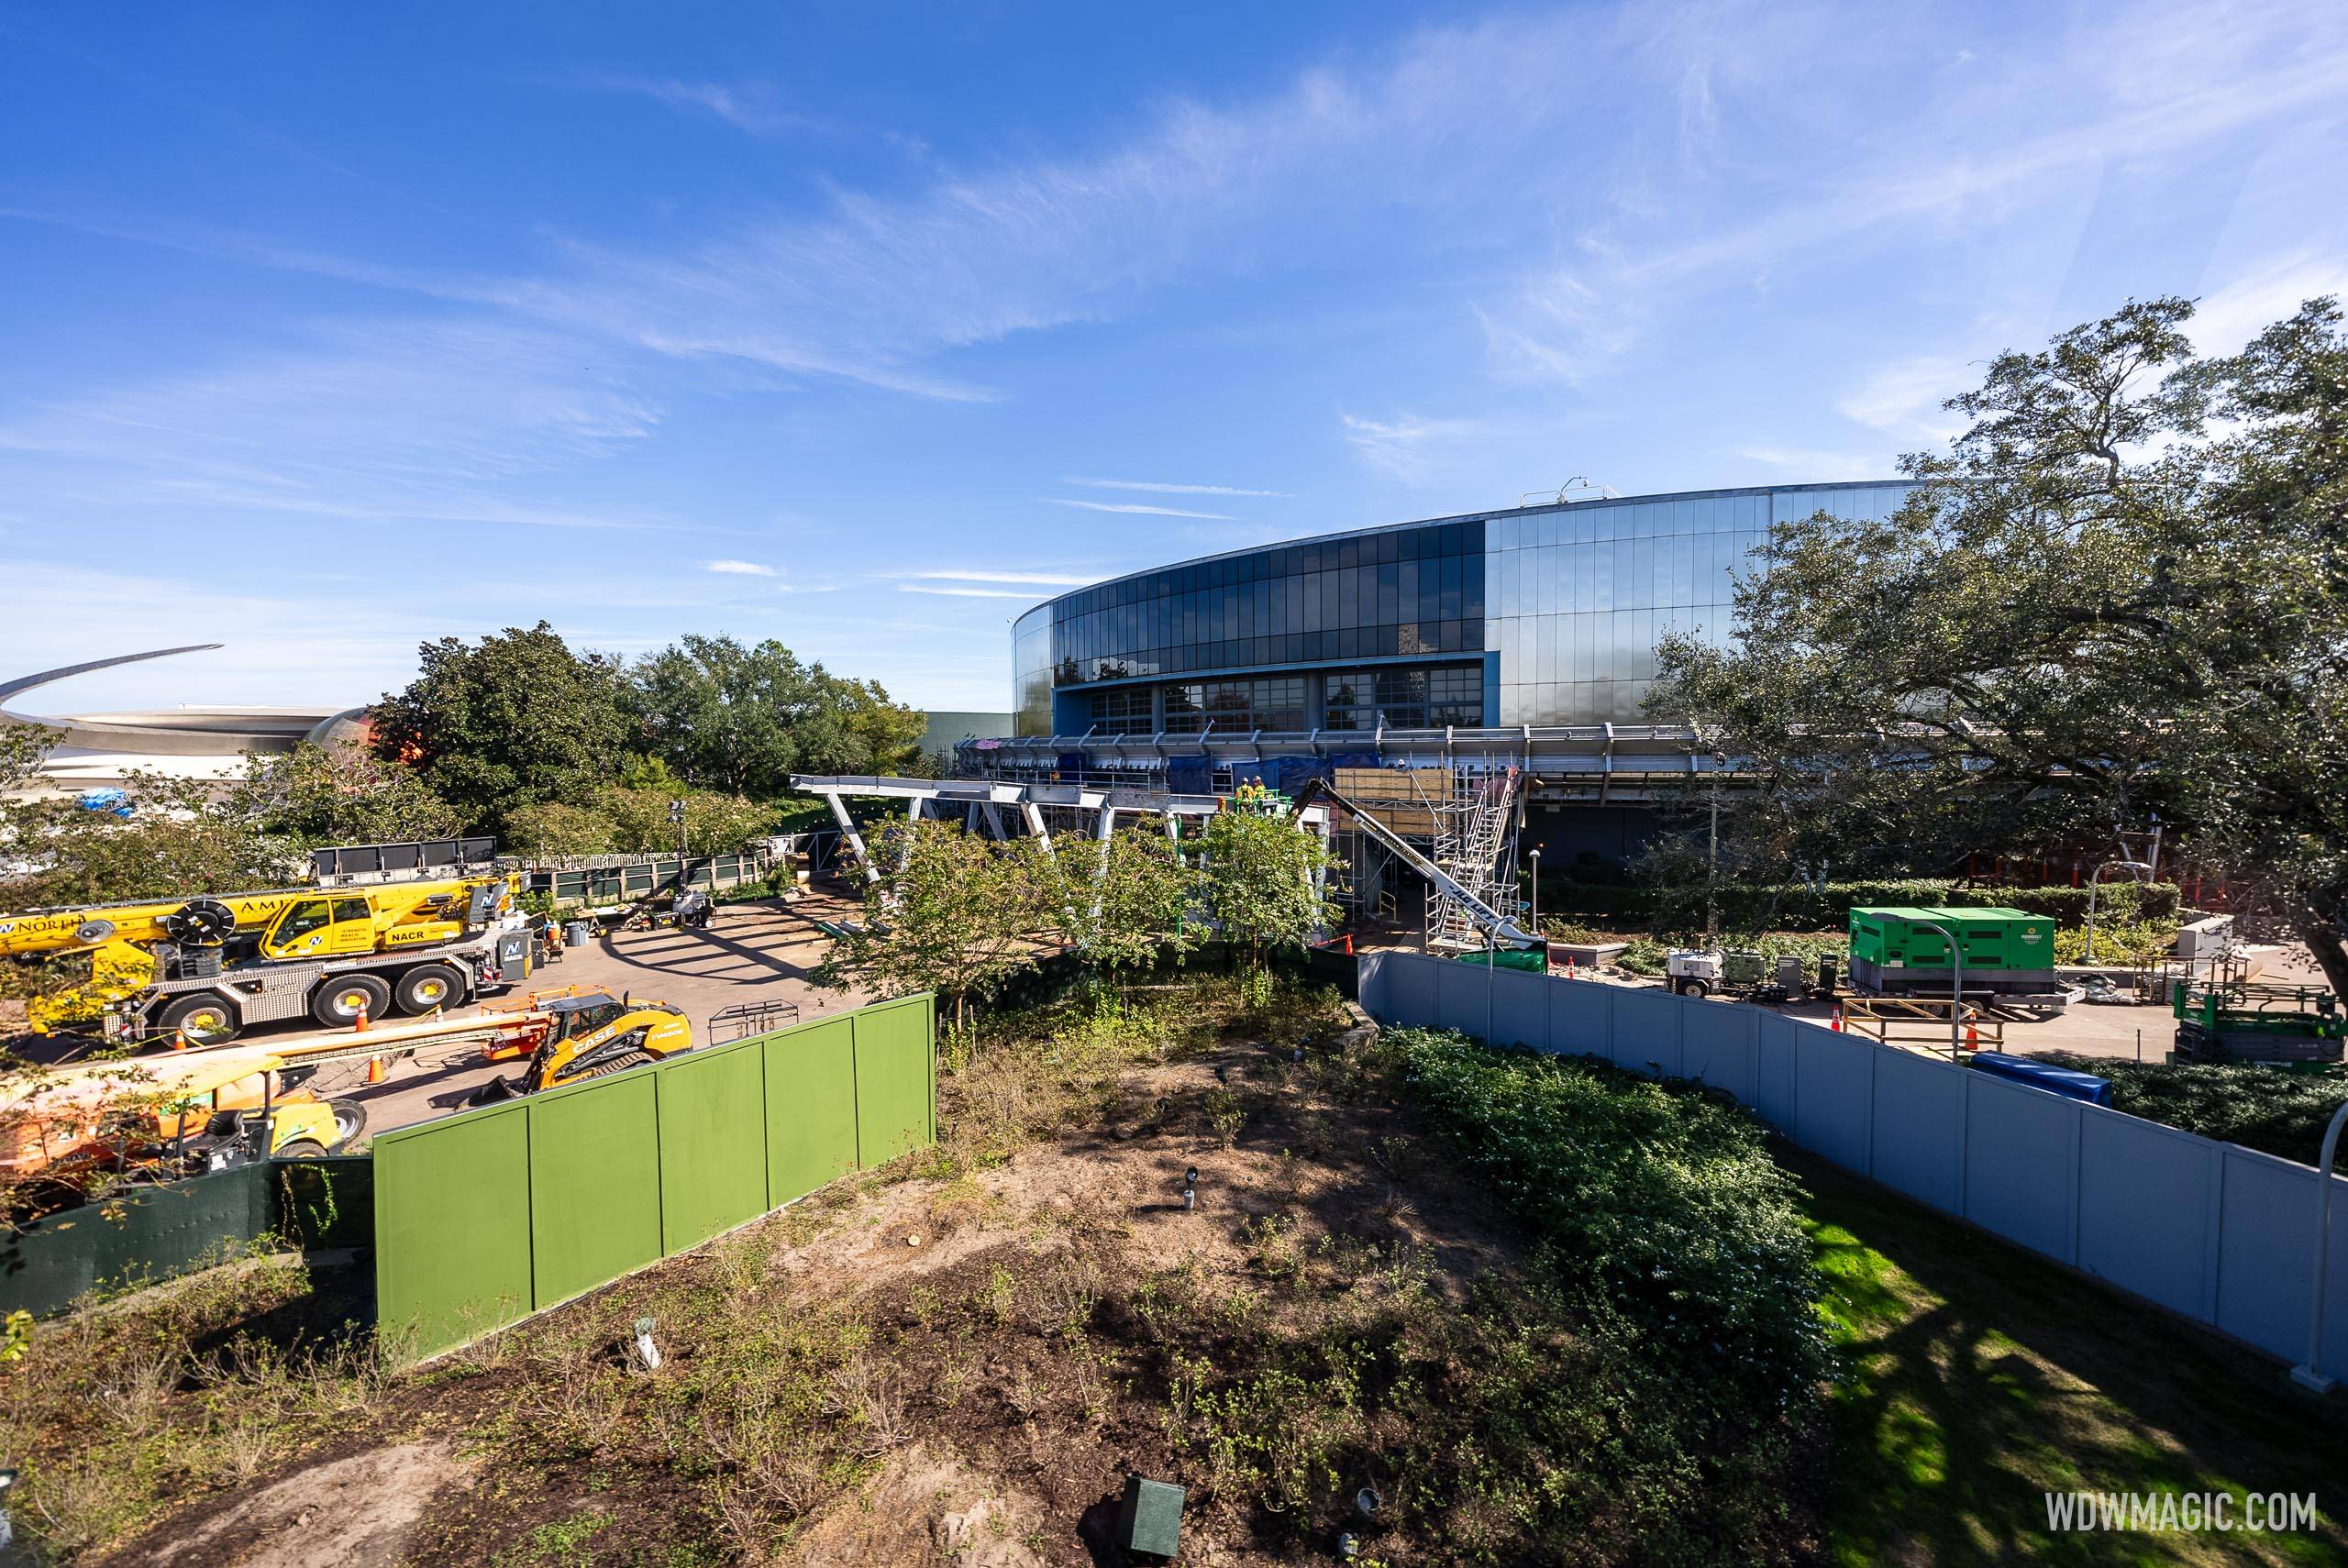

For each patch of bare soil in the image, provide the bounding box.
[158,1441,472,1568]
[769,1034,1515,1309]
[774,1444,1052,1568]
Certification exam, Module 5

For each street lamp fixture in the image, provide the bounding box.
[2085,858,2155,966]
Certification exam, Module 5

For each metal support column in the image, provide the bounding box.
[824,791,880,885]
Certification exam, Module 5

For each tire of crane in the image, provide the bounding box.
[392,963,463,1016]
[310,973,392,1029]
[158,992,241,1046]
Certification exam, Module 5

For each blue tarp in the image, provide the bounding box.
[1166,756,1215,796]
[1967,1053,2112,1106]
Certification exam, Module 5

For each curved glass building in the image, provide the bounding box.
[1011,480,1908,739]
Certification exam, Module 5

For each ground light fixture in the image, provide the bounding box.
[1182,1165,1198,1211]
[1114,1474,1184,1559]
[631,1316,661,1373]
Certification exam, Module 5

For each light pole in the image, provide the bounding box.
[2085,857,2154,965]
[2290,1099,2348,1394]
[1528,848,1541,936]
[1911,918,1966,1060]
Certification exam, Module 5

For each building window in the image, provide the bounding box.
[1087,687,1153,734]
[1325,663,1483,730]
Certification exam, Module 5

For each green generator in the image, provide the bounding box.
[1846,906,2058,999]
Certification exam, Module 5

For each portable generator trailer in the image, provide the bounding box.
[1844,906,2071,1013]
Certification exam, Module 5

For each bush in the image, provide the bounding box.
[2029,1055,2348,1165]
[1543,876,2183,934]
[1384,1028,1829,1551]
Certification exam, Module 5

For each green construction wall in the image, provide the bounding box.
[373,992,934,1362]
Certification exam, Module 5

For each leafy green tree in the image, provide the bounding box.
[1200,800,1336,974]
[500,801,619,858]
[596,787,776,856]
[0,719,57,791]
[1057,823,1204,979]
[1647,295,2348,994]
[624,635,927,796]
[371,623,627,834]
[813,819,1052,1029]
[1,773,288,909]
[228,742,459,848]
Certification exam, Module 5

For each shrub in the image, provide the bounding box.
[2029,1055,2348,1165]
[1382,1028,1830,1553]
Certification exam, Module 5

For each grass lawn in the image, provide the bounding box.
[1789,1148,2348,1567]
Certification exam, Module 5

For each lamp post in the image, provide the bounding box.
[1911,919,1966,1060]
[2085,857,2154,965]
[1528,847,1541,938]
[2290,1099,2348,1394]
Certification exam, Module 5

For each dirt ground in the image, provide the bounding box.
[86,1002,1601,1568]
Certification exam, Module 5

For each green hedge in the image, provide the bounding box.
[1388,1027,1829,1550]
[1539,877,2180,932]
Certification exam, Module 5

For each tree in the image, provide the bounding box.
[813,820,1052,1029]
[596,787,776,856]
[371,623,627,835]
[1645,295,2348,994]
[623,635,926,797]
[0,719,57,792]
[228,742,460,848]
[1058,823,1203,979]
[1200,797,1336,975]
[0,772,288,910]
[501,801,619,858]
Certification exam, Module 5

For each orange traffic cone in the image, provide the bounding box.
[1965,1018,1979,1052]
[1566,955,1577,977]
[1831,1005,1845,1032]
[354,1000,371,1033]
[366,1055,386,1085]
[170,1029,187,1052]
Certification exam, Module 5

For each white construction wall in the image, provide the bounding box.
[1358,949,2348,1384]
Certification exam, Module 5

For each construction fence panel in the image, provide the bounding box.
[375,1102,535,1362]
[528,1072,664,1309]
[1355,950,2348,1384]
[853,995,937,1166]
[374,994,935,1364]
[3,1163,270,1320]
[657,1039,771,1254]
[766,1018,860,1203]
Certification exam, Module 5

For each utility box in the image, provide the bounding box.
[1115,1475,1185,1559]
[1846,907,2057,999]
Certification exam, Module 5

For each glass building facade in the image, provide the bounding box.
[1013,482,1909,736]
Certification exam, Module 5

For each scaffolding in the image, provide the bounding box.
[1326,765,1526,951]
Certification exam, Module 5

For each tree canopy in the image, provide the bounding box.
[623,634,927,796]
[371,622,629,835]
[1200,797,1337,969]
[1646,295,2348,992]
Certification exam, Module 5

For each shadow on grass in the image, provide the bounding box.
[1787,1146,2348,1567]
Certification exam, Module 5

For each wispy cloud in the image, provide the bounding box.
[901,569,1093,586]
[1733,446,1898,482]
[1061,477,1292,497]
[702,558,776,576]
[587,76,821,138]
[1834,354,1982,443]
[899,583,1035,600]
[1340,412,1505,483]
[1042,499,1235,519]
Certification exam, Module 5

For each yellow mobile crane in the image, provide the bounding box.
[0,874,529,1045]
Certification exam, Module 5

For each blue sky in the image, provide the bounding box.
[4,1,2345,715]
